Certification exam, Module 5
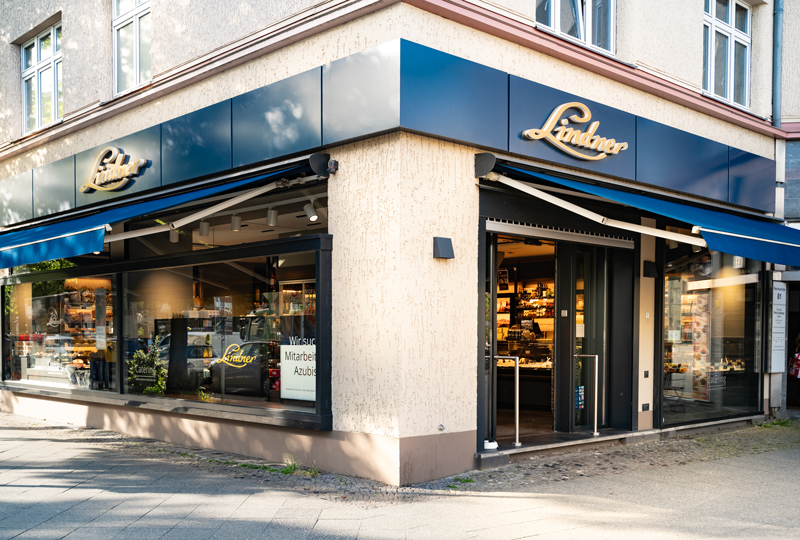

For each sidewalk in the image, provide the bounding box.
[1,412,799,539]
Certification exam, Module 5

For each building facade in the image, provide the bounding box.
[0,0,795,485]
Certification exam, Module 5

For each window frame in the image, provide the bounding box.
[112,0,152,96]
[535,0,616,56]
[20,23,63,134]
[703,0,752,109]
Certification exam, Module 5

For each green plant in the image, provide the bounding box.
[238,463,279,472]
[446,484,458,489]
[197,388,213,402]
[761,418,793,428]
[127,335,167,395]
[453,477,475,483]
[279,459,298,475]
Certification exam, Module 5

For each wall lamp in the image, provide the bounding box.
[169,229,180,243]
[303,201,319,222]
[231,215,242,232]
[199,220,210,237]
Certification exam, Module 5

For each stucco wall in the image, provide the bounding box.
[327,132,479,439]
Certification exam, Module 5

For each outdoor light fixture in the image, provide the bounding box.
[303,202,319,222]
[199,220,210,237]
[231,215,242,231]
[169,229,179,243]
[266,208,278,227]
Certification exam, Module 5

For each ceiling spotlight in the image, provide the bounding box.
[266,208,278,227]
[303,202,319,222]
[169,229,179,243]
[199,220,210,237]
[231,215,241,232]
[92,251,101,255]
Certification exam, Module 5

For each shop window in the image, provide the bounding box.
[113,0,151,95]
[703,0,751,108]
[21,23,62,133]
[3,275,117,392]
[122,253,317,412]
[535,0,615,54]
[662,240,762,425]
[125,184,328,259]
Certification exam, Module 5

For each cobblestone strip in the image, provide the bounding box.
[1,412,798,508]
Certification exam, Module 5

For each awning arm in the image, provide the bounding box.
[104,177,307,244]
[485,172,708,248]
[692,226,800,249]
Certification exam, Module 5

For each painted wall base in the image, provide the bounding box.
[1,391,475,486]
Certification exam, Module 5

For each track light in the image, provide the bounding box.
[169,229,179,243]
[303,202,318,222]
[231,215,241,232]
[199,220,210,237]
[266,208,278,227]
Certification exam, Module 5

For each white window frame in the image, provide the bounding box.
[703,0,751,109]
[112,0,151,96]
[20,23,62,134]
[535,0,616,55]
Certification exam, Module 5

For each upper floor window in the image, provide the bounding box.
[21,24,62,133]
[113,0,151,95]
[535,0,615,54]
[703,0,750,108]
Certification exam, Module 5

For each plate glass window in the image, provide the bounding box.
[535,0,614,54]
[703,1,750,108]
[113,0,151,94]
[20,24,62,133]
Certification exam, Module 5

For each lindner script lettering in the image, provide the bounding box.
[220,344,257,368]
[522,102,628,161]
[79,147,147,193]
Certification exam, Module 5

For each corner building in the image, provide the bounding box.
[0,0,796,485]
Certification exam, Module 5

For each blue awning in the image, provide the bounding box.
[497,165,800,267]
[0,165,303,268]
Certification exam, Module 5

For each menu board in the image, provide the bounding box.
[692,292,710,401]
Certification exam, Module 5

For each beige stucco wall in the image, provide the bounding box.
[327,132,479,439]
[781,0,800,121]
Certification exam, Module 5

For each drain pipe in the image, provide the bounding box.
[773,0,787,419]
[773,0,784,129]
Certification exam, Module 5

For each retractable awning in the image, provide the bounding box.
[0,164,307,269]
[487,164,800,267]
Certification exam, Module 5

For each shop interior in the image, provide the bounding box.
[495,235,556,441]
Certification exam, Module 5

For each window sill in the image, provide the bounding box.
[700,91,765,120]
[0,381,331,431]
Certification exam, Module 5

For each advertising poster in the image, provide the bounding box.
[280,339,316,401]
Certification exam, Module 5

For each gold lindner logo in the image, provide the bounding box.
[79,147,147,193]
[220,344,257,369]
[522,102,628,161]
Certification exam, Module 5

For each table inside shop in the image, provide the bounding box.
[497,339,553,409]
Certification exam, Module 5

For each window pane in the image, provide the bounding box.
[560,0,582,38]
[24,77,36,132]
[704,0,710,14]
[714,31,728,98]
[115,0,136,17]
[703,26,710,92]
[138,12,152,82]
[735,4,748,33]
[116,22,135,92]
[23,44,34,70]
[39,32,52,61]
[734,41,747,106]
[536,0,551,26]
[40,66,53,124]
[716,0,729,23]
[55,26,62,51]
[56,62,63,119]
[3,276,117,393]
[591,0,611,51]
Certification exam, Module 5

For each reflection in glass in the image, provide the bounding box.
[40,66,53,125]
[115,0,136,17]
[715,0,729,23]
[138,12,151,82]
[560,0,582,38]
[536,0,551,26]
[704,0,710,14]
[39,33,52,61]
[703,25,709,91]
[590,0,611,51]
[3,276,117,392]
[733,41,746,106]
[24,77,36,132]
[714,31,728,98]
[55,26,61,51]
[662,241,761,425]
[735,4,748,33]
[56,62,63,119]
[23,44,34,70]
[116,22,134,92]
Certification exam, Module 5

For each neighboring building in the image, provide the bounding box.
[0,0,794,485]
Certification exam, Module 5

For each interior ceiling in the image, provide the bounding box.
[498,236,555,261]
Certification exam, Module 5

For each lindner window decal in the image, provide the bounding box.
[79,147,148,193]
[522,102,629,161]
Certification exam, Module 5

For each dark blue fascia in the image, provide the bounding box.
[233,67,322,168]
[399,40,508,150]
[636,117,729,201]
[508,75,636,181]
[162,100,232,185]
[0,170,33,226]
[728,147,776,213]
[33,155,75,218]
[75,125,162,208]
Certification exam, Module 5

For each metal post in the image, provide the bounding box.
[492,355,520,446]
[574,354,600,436]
